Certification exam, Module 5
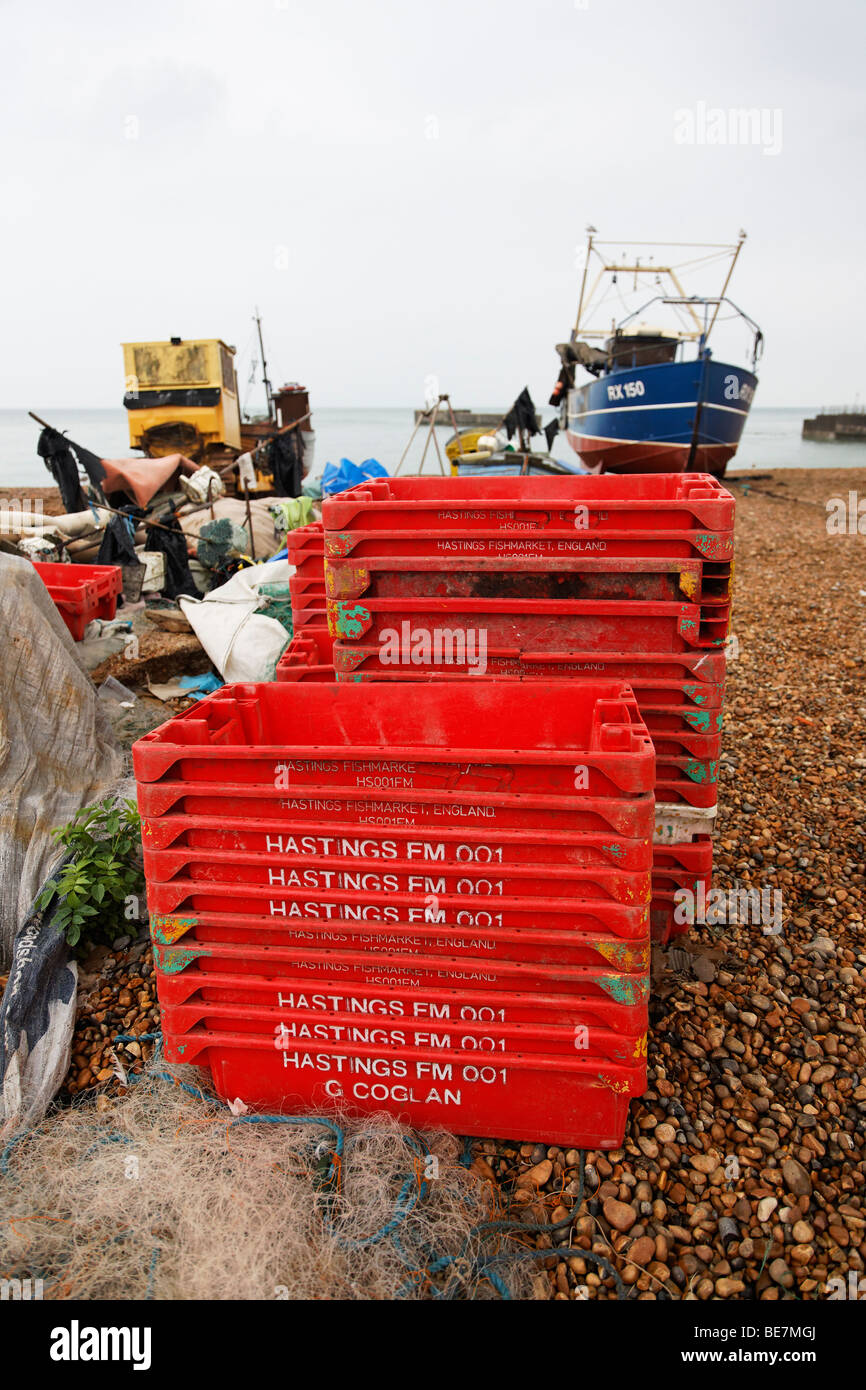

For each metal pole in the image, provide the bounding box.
[394,412,428,476]
[417,403,440,474]
[442,393,465,458]
[704,233,746,346]
[573,229,594,336]
[254,308,274,422]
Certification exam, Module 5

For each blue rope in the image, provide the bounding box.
[145,1246,160,1300]
[457,1136,474,1168]
[0,1131,28,1177]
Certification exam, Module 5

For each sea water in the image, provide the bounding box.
[1,405,864,488]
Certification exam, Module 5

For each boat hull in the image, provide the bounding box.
[565,357,757,477]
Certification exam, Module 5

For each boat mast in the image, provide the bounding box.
[572,227,595,338]
[703,231,746,347]
[254,307,274,422]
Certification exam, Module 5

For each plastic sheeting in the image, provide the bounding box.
[0,556,123,966]
[0,884,78,1141]
[0,555,123,1136]
[321,457,388,496]
[178,559,293,682]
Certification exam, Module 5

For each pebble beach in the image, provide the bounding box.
[471,466,866,1299]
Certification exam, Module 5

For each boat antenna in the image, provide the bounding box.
[704,231,746,346]
[254,307,274,422]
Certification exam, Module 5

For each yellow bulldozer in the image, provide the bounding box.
[122,337,242,460]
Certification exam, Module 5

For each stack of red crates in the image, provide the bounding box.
[320,475,733,946]
[285,523,328,634]
[134,680,655,1146]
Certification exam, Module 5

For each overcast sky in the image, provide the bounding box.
[1,0,863,411]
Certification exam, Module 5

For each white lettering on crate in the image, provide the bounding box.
[274,759,340,774]
[278,1050,495,1105]
[348,760,417,774]
[261,837,505,862]
[264,835,401,857]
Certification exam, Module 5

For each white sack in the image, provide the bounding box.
[178,559,293,682]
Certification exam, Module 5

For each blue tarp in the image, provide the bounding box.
[321,457,388,496]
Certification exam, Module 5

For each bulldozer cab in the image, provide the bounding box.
[122,337,242,458]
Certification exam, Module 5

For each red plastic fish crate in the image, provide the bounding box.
[322,474,734,546]
[153,936,650,1011]
[285,521,325,560]
[159,1025,645,1147]
[132,679,656,796]
[155,964,646,1040]
[32,561,123,641]
[327,596,730,652]
[151,916,649,974]
[136,777,655,835]
[650,837,714,943]
[324,554,733,607]
[332,643,726,701]
[142,845,650,904]
[140,813,653,871]
[146,867,650,926]
[275,630,335,682]
[159,997,644,1064]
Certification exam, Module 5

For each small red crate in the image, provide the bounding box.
[289,575,326,601]
[275,630,335,683]
[285,522,324,558]
[33,561,122,640]
[650,836,714,942]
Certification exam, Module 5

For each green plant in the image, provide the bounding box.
[36,798,144,949]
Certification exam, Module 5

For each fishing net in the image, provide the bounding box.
[0,1061,542,1301]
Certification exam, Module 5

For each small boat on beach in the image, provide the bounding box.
[551,231,763,476]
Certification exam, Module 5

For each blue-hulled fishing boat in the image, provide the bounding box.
[551,231,763,476]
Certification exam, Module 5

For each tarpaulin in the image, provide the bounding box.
[321,457,388,496]
[99,454,197,509]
